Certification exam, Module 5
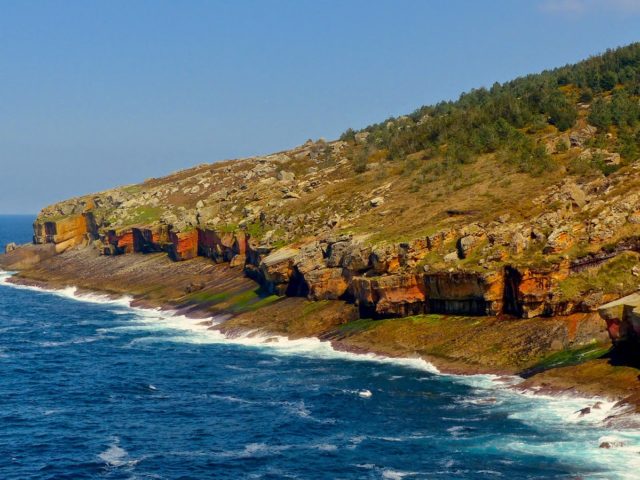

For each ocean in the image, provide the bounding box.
[1,215,639,479]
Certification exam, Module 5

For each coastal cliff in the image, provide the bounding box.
[3,43,640,413]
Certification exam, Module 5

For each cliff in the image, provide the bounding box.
[3,43,640,411]
[21,140,640,323]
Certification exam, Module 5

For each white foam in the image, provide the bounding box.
[382,468,419,479]
[4,269,640,477]
[98,439,136,467]
[0,271,132,307]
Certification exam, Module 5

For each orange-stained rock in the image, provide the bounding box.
[169,230,199,261]
[149,224,171,248]
[351,274,427,317]
[259,247,299,295]
[198,228,248,263]
[116,230,136,254]
[305,267,349,300]
[504,264,569,318]
[33,213,96,253]
[425,270,504,315]
[229,254,246,268]
[234,231,248,256]
[544,228,574,254]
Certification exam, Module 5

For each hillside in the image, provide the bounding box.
[2,43,640,367]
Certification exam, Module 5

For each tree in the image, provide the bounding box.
[600,71,618,91]
[588,98,612,129]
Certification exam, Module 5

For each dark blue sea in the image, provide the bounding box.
[1,215,639,479]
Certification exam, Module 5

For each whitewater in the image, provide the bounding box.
[2,269,640,479]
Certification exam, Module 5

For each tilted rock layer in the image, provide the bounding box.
[27,131,640,327]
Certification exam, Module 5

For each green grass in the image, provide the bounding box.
[403,314,444,326]
[302,300,330,317]
[226,288,280,313]
[122,185,143,194]
[558,251,640,300]
[246,221,265,239]
[128,206,162,225]
[525,341,611,375]
[338,318,380,333]
[187,290,231,304]
[217,223,238,234]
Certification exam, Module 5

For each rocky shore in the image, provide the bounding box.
[4,244,640,425]
[4,44,640,423]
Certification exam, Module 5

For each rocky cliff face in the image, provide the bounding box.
[24,146,640,324]
[15,53,640,339]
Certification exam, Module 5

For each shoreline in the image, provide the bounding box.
[3,268,639,429]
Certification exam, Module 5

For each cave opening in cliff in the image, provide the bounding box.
[503,266,523,317]
[285,267,309,297]
[427,298,489,316]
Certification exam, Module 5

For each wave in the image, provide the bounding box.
[3,269,640,478]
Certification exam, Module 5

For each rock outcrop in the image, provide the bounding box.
[598,293,640,345]
[12,96,640,330]
[33,213,97,253]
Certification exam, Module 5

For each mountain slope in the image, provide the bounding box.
[6,43,639,334]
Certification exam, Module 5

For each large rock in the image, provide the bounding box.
[351,274,427,317]
[260,247,300,295]
[305,268,349,300]
[544,228,574,254]
[341,243,371,272]
[33,213,97,253]
[0,244,57,270]
[504,265,569,318]
[425,271,504,316]
[598,293,640,344]
[569,125,596,147]
[169,230,199,261]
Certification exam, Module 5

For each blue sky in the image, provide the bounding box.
[1,0,639,214]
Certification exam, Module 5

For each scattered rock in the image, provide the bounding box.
[370,196,384,207]
[544,228,574,254]
[569,125,597,147]
[575,407,591,417]
[277,170,295,182]
[444,251,459,263]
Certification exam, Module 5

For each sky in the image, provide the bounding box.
[1,0,639,214]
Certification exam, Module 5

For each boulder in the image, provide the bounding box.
[305,268,349,300]
[33,213,96,253]
[326,240,351,267]
[169,230,199,261]
[260,247,300,295]
[293,242,324,275]
[598,293,640,344]
[0,244,56,270]
[544,228,574,254]
[457,234,483,259]
[341,243,372,272]
[510,231,529,255]
[351,274,427,317]
[276,170,296,182]
[369,196,384,207]
[569,125,596,147]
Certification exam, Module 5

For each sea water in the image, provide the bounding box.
[1,215,640,479]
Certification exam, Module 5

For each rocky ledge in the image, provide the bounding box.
[2,112,640,418]
[4,245,640,424]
